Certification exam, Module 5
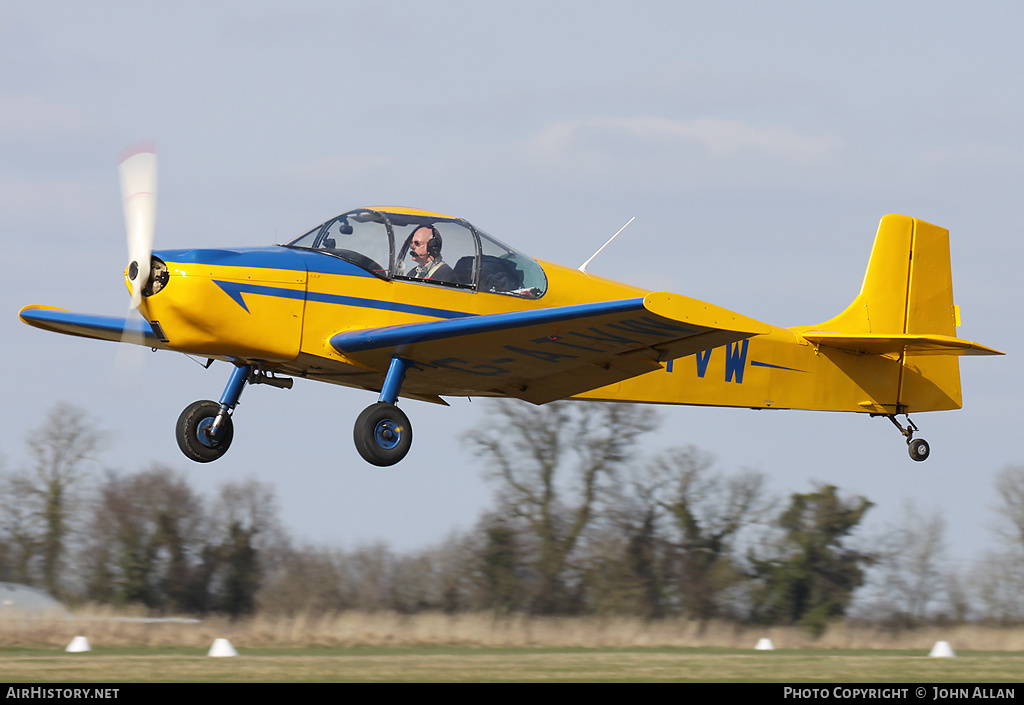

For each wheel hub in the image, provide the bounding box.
[374,419,402,449]
[196,418,223,448]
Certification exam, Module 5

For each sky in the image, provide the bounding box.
[1,1,1021,570]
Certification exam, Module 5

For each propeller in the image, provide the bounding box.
[118,142,157,310]
[112,143,157,391]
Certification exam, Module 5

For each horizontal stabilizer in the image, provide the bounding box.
[19,306,171,349]
[802,332,1003,357]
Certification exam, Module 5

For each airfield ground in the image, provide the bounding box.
[1,646,1023,682]
[0,611,1021,682]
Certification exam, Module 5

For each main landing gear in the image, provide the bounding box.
[174,357,416,467]
[353,357,413,467]
[175,363,292,463]
[884,414,930,462]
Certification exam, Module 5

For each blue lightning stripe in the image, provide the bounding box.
[213,280,472,320]
[750,360,805,372]
[214,281,304,312]
[305,291,472,319]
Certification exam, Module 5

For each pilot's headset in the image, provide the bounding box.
[426,226,443,258]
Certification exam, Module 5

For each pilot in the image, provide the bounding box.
[405,225,457,283]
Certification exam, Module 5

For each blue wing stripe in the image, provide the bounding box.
[331,297,647,353]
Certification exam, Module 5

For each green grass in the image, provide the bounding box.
[1,646,1021,682]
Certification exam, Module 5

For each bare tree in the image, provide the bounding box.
[0,473,41,584]
[856,502,948,625]
[476,515,525,613]
[994,466,1024,552]
[467,400,657,614]
[208,478,286,617]
[82,465,207,611]
[0,455,21,582]
[0,403,104,596]
[340,542,398,612]
[612,447,773,619]
[971,466,1024,623]
[971,551,1024,624]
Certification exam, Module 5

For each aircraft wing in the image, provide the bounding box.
[19,306,173,350]
[329,292,771,404]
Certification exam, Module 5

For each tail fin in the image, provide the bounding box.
[815,214,954,337]
[801,214,1001,412]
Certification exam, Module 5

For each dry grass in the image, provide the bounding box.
[2,607,1023,652]
[5,651,1024,683]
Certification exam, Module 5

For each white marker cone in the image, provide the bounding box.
[208,637,238,657]
[754,637,775,650]
[66,635,91,653]
[929,640,955,657]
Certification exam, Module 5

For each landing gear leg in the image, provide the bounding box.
[176,363,252,463]
[885,414,930,462]
[353,357,413,466]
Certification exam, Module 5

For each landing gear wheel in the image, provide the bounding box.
[176,400,233,463]
[354,402,412,467]
[908,438,930,462]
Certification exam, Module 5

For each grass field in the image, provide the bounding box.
[1,610,1021,682]
[1,645,1022,682]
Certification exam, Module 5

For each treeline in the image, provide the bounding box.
[0,404,281,616]
[2,402,1023,632]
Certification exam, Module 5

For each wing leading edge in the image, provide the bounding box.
[329,293,771,404]
[19,306,171,349]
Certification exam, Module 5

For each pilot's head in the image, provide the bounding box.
[408,225,442,266]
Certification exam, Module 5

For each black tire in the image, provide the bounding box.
[353,402,412,466]
[908,438,930,462]
[176,400,233,463]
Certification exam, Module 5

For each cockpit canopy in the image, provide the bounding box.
[283,208,547,299]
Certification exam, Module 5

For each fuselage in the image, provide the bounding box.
[129,208,983,416]
[138,242,953,416]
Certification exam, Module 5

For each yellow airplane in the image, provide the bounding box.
[19,146,1002,466]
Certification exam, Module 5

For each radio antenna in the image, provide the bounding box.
[578,216,635,273]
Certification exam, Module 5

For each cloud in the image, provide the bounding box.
[0,175,110,235]
[922,143,1018,170]
[485,115,844,200]
[270,154,396,184]
[522,116,839,167]
[0,94,101,144]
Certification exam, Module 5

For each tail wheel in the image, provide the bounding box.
[176,400,233,463]
[354,402,412,466]
[908,438,930,462]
